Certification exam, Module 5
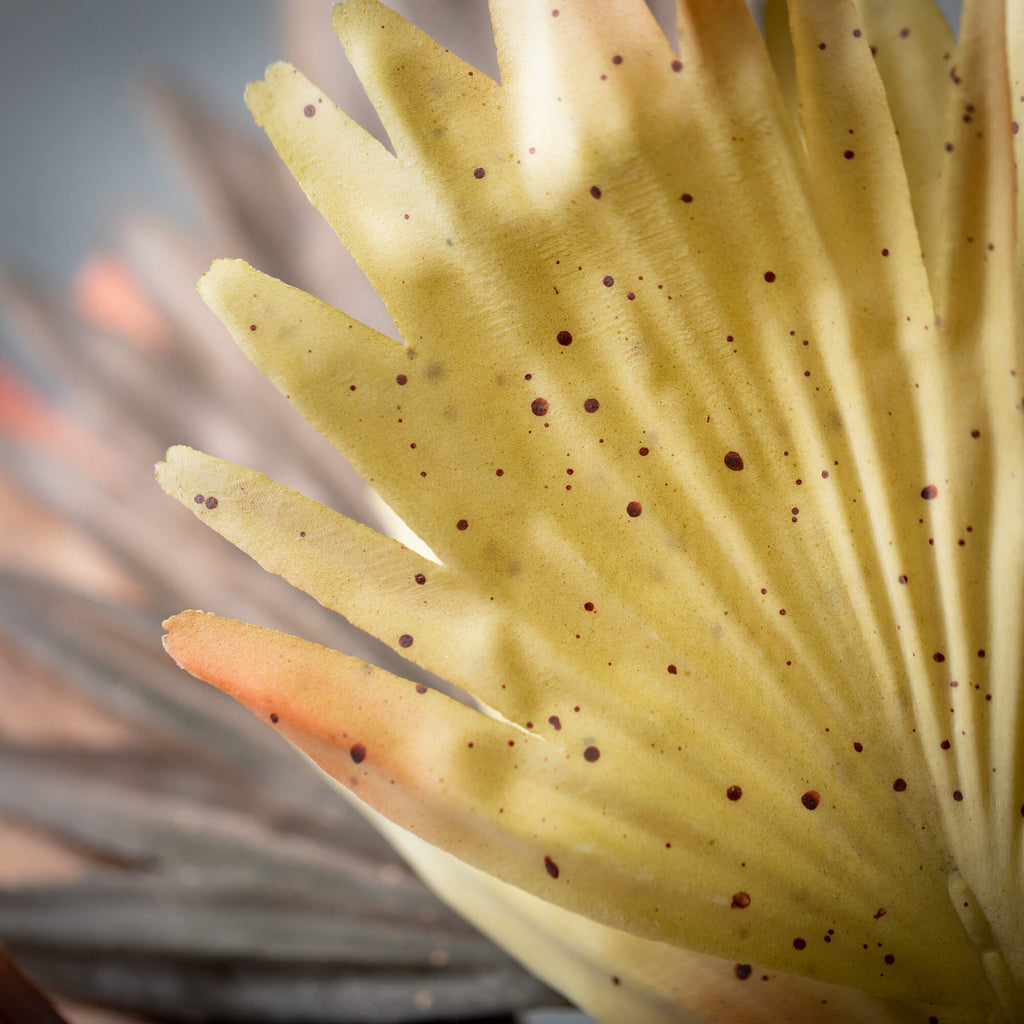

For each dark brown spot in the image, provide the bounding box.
[921,484,938,500]
[731,891,751,909]
[544,855,560,878]
[853,741,863,752]
[724,451,744,471]
[671,59,683,72]
[590,185,602,198]
[350,743,366,764]
[626,291,635,300]
[626,501,642,517]
[764,271,776,282]
[667,664,677,674]
[639,446,650,456]
[953,790,963,801]
[456,519,469,531]
[193,494,205,504]
[898,574,908,584]
[531,397,549,416]
[602,275,614,287]
[398,634,414,648]
[584,746,600,762]
[205,496,218,510]
[548,715,562,730]
[269,713,279,724]
[844,150,855,159]
[933,652,945,663]
[584,601,595,611]
[893,778,907,792]
[584,398,600,413]
[611,54,623,64]
[557,330,573,346]
[853,28,862,37]
[801,790,820,810]
[735,964,752,980]
[473,167,486,179]
[415,573,426,585]
[396,373,408,385]
[681,192,693,203]
[874,908,886,919]
[415,684,428,694]
[727,785,743,801]
[793,938,806,950]
[303,104,316,117]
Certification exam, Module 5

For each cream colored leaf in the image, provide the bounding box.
[161,0,1023,1018]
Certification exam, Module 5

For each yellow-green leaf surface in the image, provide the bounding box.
[159,0,1023,1019]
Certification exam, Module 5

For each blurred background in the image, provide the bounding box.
[0,1,961,1022]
